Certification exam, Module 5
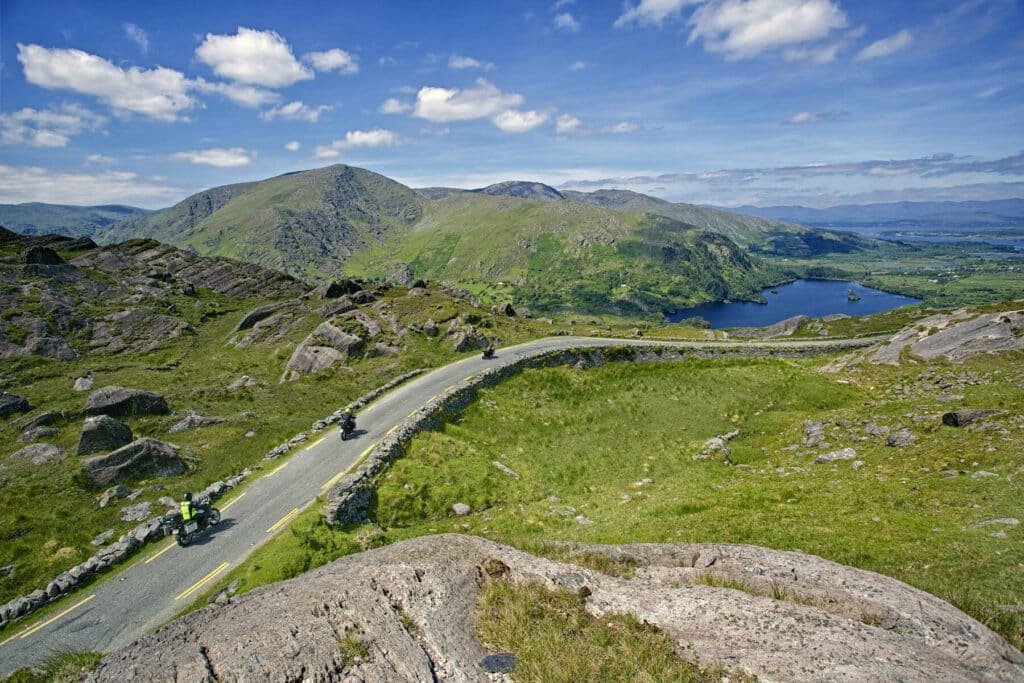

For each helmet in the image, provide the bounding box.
[184,492,192,501]
[345,407,352,414]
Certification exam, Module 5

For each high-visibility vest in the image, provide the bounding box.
[181,500,194,521]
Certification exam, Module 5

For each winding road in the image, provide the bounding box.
[0,335,878,674]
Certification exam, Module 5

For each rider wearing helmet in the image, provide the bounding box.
[180,492,196,521]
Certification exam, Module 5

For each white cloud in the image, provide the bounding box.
[615,0,698,27]
[553,0,575,8]
[785,109,848,124]
[195,27,313,87]
[856,29,913,61]
[195,79,279,107]
[85,154,117,164]
[688,0,848,60]
[314,129,399,158]
[449,54,494,70]
[605,122,638,133]
[380,97,412,114]
[0,165,179,207]
[0,103,106,148]
[260,101,331,122]
[554,12,581,31]
[782,41,841,63]
[569,60,587,71]
[556,113,582,134]
[123,23,149,52]
[284,141,301,151]
[413,79,524,122]
[171,147,255,167]
[18,43,197,121]
[493,109,550,133]
[304,48,359,74]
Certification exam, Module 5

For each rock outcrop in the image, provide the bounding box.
[84,386,169,418]
[870,309,1024,364]
[731,314,809,339]
[77,415,134,455]
[10,443,63,465]
[86,534,1024,683]
[81,438,185,486]
[942,408,1007,427]
[0,391,32,418]
[281,321,367,382]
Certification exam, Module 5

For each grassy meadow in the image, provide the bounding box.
[223,350,1024,652]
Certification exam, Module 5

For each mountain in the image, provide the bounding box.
[729,199,1024,229]
[100,165,425,281]
[471,180,565,201]
[562,188,870,255]
[346,191,779,315]
[99,165,787,314]
[0,203,151,237]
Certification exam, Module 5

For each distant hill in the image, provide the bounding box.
[0,203,151,237]
[100,165,425,281]
[346,190,780,315]
[562,188,870,255]
[729,199,1024,229]
[102,165,783,315]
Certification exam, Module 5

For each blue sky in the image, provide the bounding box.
[1,0,1021,208]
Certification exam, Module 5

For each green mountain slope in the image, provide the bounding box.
[100,165,425,280]
[562,189,869,256]
[0,203,151,237]
[347,192,779,315]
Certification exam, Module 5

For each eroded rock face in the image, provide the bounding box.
[871,309,1024,364]
[10,443,63,465]
[84,386,169,418]
[77,415,134,455]
[81,438,184,486]
[86,535,1024,683]
[281,321,365,382]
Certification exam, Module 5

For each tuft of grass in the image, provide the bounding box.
[476,579,755,682]
[2,650,103,683]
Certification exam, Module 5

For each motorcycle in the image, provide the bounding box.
[339,416,356,440]
[482,345,496,360]
[164,501,221,546]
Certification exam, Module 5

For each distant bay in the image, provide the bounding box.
[667,279,921,329]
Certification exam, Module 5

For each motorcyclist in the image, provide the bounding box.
[181,492,208,526]
[482,342,495,359]
[339,407,356,438]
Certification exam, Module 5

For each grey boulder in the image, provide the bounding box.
[84,386,169,418]
[10,443,63,465]
[78,415,134,455]
[81,438,185,486]
[0,391,32,418]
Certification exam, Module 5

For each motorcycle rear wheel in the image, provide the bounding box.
[176,531,193,547]
[208,508,221,525]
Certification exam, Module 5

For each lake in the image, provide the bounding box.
[667,279,921,329]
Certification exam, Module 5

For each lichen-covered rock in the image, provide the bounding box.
[167,411,226,433]
[10,443,63,465]
[84,386,169,418]
[871,309,1024,364]
[231,300,297,333]
[78,415,133,455]
[81,438,185,486]
[281,322,365,382]
[85,535,1024,683]
[814,447,857,464]
[0,391,32,418]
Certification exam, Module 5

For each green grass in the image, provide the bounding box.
[218,349,1024,651]
[476,580,754,683]
[2,650,103,682]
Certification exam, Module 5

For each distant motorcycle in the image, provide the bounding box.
[164,501,221,547]
[339,415,356,440]
[482,345,496,359]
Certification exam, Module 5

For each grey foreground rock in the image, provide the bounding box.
[86,535,1024,683]
[9,443,62,465]
[84,386,169,418]
[0,391,32,418]
[814,447,857,464]
[77,415,133,455]
[81,438,185,486]
[943,409,1007,427]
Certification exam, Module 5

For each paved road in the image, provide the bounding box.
[0,334,878,673]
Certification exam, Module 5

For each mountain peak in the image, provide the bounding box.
[471,181,565,202]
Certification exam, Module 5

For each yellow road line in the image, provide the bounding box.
[406,409,419,419]
[144,540,176,564]
[305,435,327,450]
[266,508,299,534]
[321,469,348,491]
[219,491,246,512]
[263,461,289,479]
[384,424,399,438]
[175,562,230,601]
[10,594,96,642]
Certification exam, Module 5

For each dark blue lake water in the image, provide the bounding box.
[667,280,921,329]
